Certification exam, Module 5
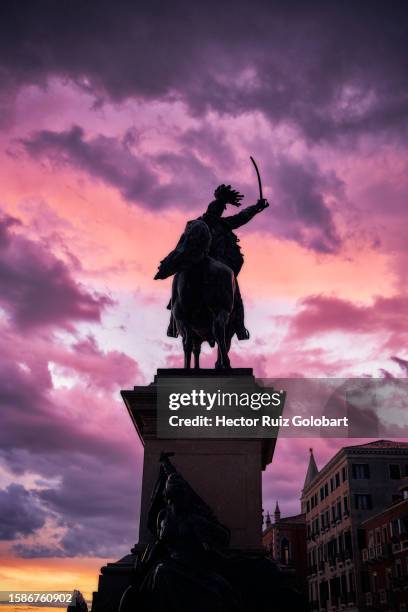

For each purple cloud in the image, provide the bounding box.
[262,156,343,253]
[0,212,112,330]
[0,484,47,540]
[21,126,218,210]
[1,2,408,141]
[0,340,142,557]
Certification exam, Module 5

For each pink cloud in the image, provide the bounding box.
[289,293,408,349]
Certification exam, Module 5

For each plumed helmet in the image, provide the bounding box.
[213,184,244,206]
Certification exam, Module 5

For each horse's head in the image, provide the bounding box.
[154,220,211,279]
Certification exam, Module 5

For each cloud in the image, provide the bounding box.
[57,334,140,391]
[22,126,344,252]
[0,212,112,330]
[1,1,408,141]
[262,156,343,253]
[0,208,142,558]
[0,334,142,557]
[21,125,217,209]
[0,484,47,540]
[289,293,408,346]
[391,356,408,375]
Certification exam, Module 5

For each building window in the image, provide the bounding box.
[344,496,349,515]
[352,463,370,479]
[320,486,324,501]
[335,472,340,487]
[382,525,388,542]
[391,519,400,537]
[330,477,334,492]
[324,483,328,497]
[354,494,372,510]
[389,464,401,479]
[281,537,290,564]
[344,530,352,556]
[372,571,378,592]
[342,466,348,482]
[307,500,310,513]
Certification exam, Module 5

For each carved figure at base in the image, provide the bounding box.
[119,454,307,612]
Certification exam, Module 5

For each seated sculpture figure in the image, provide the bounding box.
[119,454,307,612]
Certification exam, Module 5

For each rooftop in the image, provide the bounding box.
[344,439,408,451]
[277,513,306,525]
[302,439,408,496]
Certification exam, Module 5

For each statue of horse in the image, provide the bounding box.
[154,220,236,369]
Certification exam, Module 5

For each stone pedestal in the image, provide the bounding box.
[91,368,276,612]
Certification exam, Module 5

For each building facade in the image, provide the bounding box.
[301,441,408,611]
[360,488,408,611]
[262,502,307,595]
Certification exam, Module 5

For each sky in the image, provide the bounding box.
[0,0,408,600]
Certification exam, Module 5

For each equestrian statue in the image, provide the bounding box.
[154,158,269,369]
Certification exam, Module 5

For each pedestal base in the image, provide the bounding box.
[91,369,277,612]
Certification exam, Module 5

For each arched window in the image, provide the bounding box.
[281,537,290,564]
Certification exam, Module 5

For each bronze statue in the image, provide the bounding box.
[119,454,307,612]
[154,159,269,369]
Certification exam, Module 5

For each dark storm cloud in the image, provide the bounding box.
[0,212,112,330]
[267,156,342,253]
[1,1,408,140]
[13,453,141,558]
[0,484,47,540]
[22,126,217,209]
[0,334,141,557]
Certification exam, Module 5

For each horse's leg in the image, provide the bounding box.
[213,310,230,370]
[215,345,222,370]
[183,331,192,369]
[193,337,201,370]
[176,317,192,370]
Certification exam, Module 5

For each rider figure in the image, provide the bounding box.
[167,184,269,340]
